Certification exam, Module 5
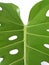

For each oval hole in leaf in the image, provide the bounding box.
[46,29,49,32]
[41,61,49,65]
[9,49,18,55]
[0,24,1,26]
[8,35,17,41]
[44,44,49,49]
[46,10,49,17]
[0,58,3,63]
[16,8,19,13]
[0,7,2,11]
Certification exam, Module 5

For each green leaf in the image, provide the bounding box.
[0,0,49,65]
[0,3,24,65]
[27,0,49,65]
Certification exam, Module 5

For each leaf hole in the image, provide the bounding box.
[46,29,49,32]
[0,58,3,63]
[41,61,49,65]
[46,10,49,17]
[8,35,17,41]
[9,49,18,55]
[16,8,20,13]
[0,7,2,11]
[0,24,1,26]
[44,44,49,49]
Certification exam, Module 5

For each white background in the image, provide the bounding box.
[0,0,41,25]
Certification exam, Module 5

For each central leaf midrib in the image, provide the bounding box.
[24,25,27,65]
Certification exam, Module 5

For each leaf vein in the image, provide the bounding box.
[27,45,49,57]
[27,32,49,38]
[0,40,24,50]
[9,57,24,65]
[27,22,49,28]
[0,29,23,33]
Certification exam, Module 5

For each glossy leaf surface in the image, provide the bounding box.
[0,1,49,65]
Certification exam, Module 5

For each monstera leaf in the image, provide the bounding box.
[0,0,49,65]
[0,3,24,65]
